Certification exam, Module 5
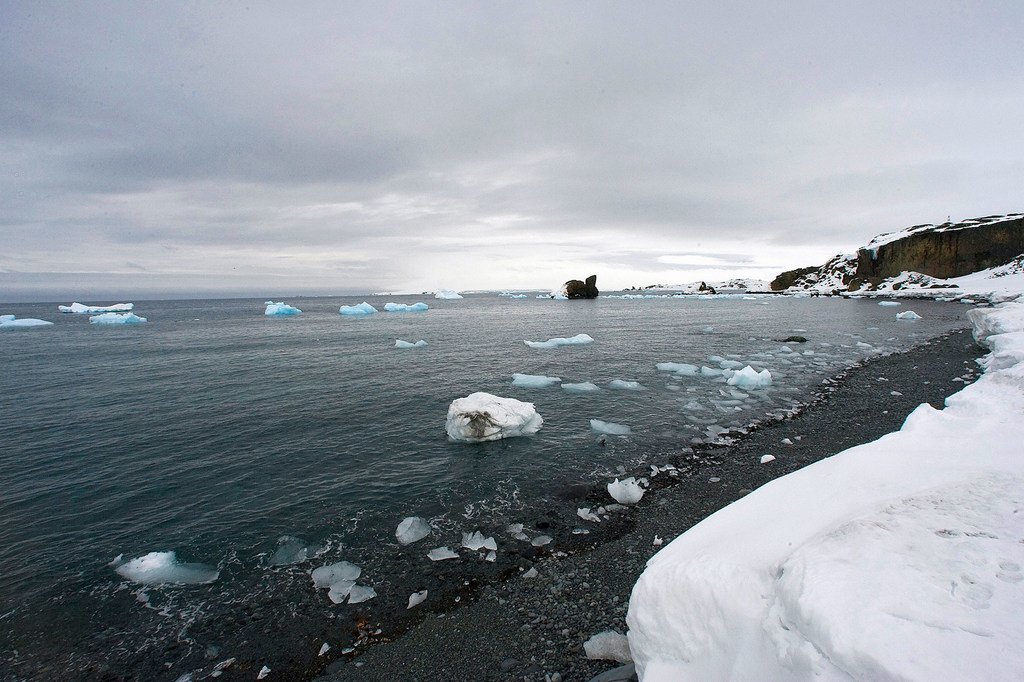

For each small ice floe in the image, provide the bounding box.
[562,382,600,393]
[590,419,631,436]
[0,314,53,329]
[583,631,633,663]
[727,366,772,390]
[760,454,776,464]
[578,507,601,522]
[856,341,873,349]
[891,390,903,396]
[700,366,723,377]
[59,302,133,313]
[702,325,715,333]
[781,438,793,445]
[506,523,531,541]
[511,373,561,388]
[877,301,901,306]
[461,531,497,551]
[339,302,378,315]
[407,590,428,609]
[427,546,459,561]
[327,581,355,603]
[257,665,271,680]
[318,643,330,656]
[446,392,543,442]
[657,362,698,376]
[311,561,361,588]
[90,312,147,325]
[434,290,463,299]
[608,379,644,390]
[522,567,539,579]
[607,477,644,505]
[264,302,301,316]
[523,333,594,349]
[531,535,552,547]
[113,551,219,585]
[347,585,377,604]
[396,517,432,545]
[485,550,496,562]
[718,359,744,370]
[896,310,923,320]
[384,302,429,312]
[395,339,428,348]
[269,536,322,566]
[653,536,663,546]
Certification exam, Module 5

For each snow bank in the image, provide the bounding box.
[265,302,301,316]
[511,373,562,388]
[59,302,133,313]
[114,551,219,585]
[523,333,594,349]
[627,300,1024,681]
[339,302,378,315]
[384,302,429,312]
[89,312,147,325]
[726,365,772,390]
[434,290,463,299]
[445,392,543,442]
[395,339,428,348]
[0,314,53,329]
[591,419,632,436]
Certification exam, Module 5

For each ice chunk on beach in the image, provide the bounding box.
[257,666,271,680]
[347,584,376,604]
[339,302,378,315]
[511,373,561,388]
[656,362,698,376]
[896,310,923,320]
[0,315,53,328]
[384,302,429,312]
[461,531,496,551]
[878,301,901,306]
[591,419,632,436]
[446,392,543,442]
[434,290,463,299]
[608,477,644,505]
[578,507,601,522]
[562,382,600,393]
[396,517,431,545]
[427,546,459,561]
[608,379,644,390]
[90,312,147,325]
[727,365,772,390]
[311,561,361,588]
[318,643,330,656]
[524,333,594,349]
[59,302,133,313]
[531,535,552,547]
[395,339,428,348]
[269,536,322,566]
[114,551,219,585]
[264,302,301,316]
[760,454,776,464]
[584,631,633,663]
[407,590,428,609]
[326,580,355,603]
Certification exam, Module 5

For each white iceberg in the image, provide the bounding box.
[264,302,301,316]
[384,302,429,312]
[591,419,632,435]
[395,517,432,545]
[90,312,147,325]
[445,392,543,442]
[608,477,644,505]
[395,339,428,348]
[434,290,463,299]
[113,551,219,585]
[656,362,699,376]
[0,314,53,329]
[523,333,594,349]
[511,373,562,388]
[407,590,428,609]
[311,561,361,588]
[59,302,133,313]
[896,310,923,320]
[427,546,459,561]
[727,366,772,390]
[562,382,600,393]
[609,379,644,390]
[339,302,378,315]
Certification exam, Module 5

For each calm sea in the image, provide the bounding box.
[0,294,968,679]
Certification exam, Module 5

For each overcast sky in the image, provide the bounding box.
[2,1,1023,300]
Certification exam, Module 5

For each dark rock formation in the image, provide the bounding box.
[771,266,820,291]
[783,336,808,343]
[565,274,599,299]
[697,281,717,294]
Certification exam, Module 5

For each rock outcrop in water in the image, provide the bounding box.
[565,275,599,299]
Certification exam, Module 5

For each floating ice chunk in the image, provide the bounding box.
[311,561,361,588]
[461,531,496,551]
[264,302,301,316]
[562,382,600,393]
[878,301,902,306]
[407,590,428,609]
[702,325,715,333]
[896,311,923,320]
[347,584,376,604]
[114,551,219,585]
[719,360,744,370]
[657,362,698,376]
[583,631,633,663]
[427,546,459,561]
[339,302,378,315]
[434,290,463,299]
[760,454,776,464]
[590,419,632,435]
[318,643,330,656]
[257,665,270,680]
[856,341,873,348]
[531,535,552,547]
[395,339,428,348]
[781,438,793,445]
[700,366,723,377]
[523,333,594,349]
[511,373,561,388]
[682,400,704,411]
[445,392,543,442]
[0,315,53,328]
[384,302,429,312]
[607,477,644,505]
[396,517,432,545]
[327,580,355,603]
[578,507,601,522]
[269,536,322,566]
[727,366,773,390]
[506,523,531,541]
[608,379,644,390]
[90,312,147,325]
[59,302,133,313]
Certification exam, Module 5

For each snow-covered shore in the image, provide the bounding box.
[626,299,1024,680]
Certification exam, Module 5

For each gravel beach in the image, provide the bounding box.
[307,327,985,682]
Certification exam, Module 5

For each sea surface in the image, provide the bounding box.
[0,294,969,680]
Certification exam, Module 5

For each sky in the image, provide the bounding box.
[2,1,1023,301]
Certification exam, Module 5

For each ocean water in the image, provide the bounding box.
[0,294,968,679]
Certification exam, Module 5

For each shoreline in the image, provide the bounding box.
[307,326,984,681]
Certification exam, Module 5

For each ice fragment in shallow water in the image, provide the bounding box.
[523,333,594,349]
[446,392,542,442]
[347,584,376,604]
[318,643,330,656]
[657,362,698,376]
[114,551,218,585]
[327,580,355,603]
[339,302,377,315]
[428,546,459,561]
[760,454,776,464]
[0,315,53,328]
[395,339,427,348]
[531,535,552,547]
[584,631,633,663]
[578,507,601,522]
[896,310,923,320]
[257,665,270,679]
[90,312,147,325]
[462,531,492,551]
[608,379,644,390]
[264,302,301,316]
[384,302,429,312]
[522,567,538,578]
[590,419,631,435]
[396,517,432,545]
[269,536,322,566]
[878,301,901,306]
[562,382,600,393]
[727,366,773,390]
[511,373,561,388]
[311,561,361,588]
[407,590,428,609]
[607,478,644,505]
